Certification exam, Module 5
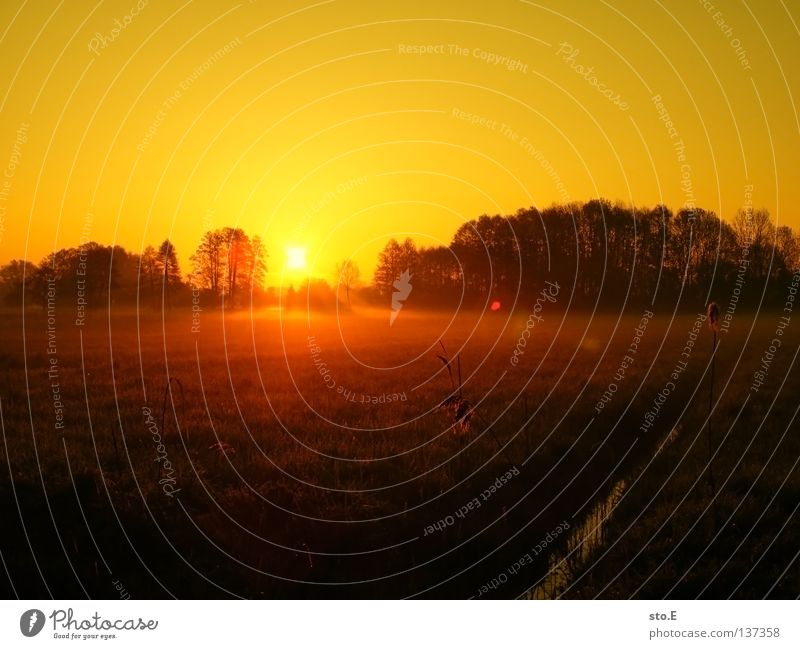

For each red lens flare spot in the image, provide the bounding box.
[490,300,501,311]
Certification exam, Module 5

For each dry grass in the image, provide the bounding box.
[0,304,796,598]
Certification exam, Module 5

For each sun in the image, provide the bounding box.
[285,246,307,271]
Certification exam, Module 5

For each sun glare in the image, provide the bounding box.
[286,246,307,271]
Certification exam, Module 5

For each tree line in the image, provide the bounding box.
[0,228,270,309]
[1,199,797,312]
[371,199,799,309]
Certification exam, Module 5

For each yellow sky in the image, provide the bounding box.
[0,0,797,282]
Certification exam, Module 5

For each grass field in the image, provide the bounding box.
[0,302,797,598]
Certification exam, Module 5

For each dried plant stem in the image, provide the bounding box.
[707,329,719,529]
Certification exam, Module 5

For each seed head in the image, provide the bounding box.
[706,302,720,332]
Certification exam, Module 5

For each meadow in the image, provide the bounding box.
[0,301,797,598]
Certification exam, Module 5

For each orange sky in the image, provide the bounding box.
[0,0,797,283]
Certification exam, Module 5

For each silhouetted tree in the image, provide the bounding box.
[190,228,268,307]
[157,239,182,308]
[374,238,417,296]
[190,230,226,296]
[221,227,248,304]
[415,246,461,303]
[334,258,360,307]
[140,245,159,305]
[775,225,800,281]
[244,235,268,296]
[732,208,774,281]
[0,259,37,307]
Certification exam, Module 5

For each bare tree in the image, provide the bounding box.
[775,225,799,278]
[732,208,774,280]
[373,238,417,296]
[190,230,226,295]
[0,259,37,307]
[222,227,248,304]
[243,235,268,296]
[191,228,269,307]
[157,239,182,308]
[140,245,159,305]
[334,258,360,307]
